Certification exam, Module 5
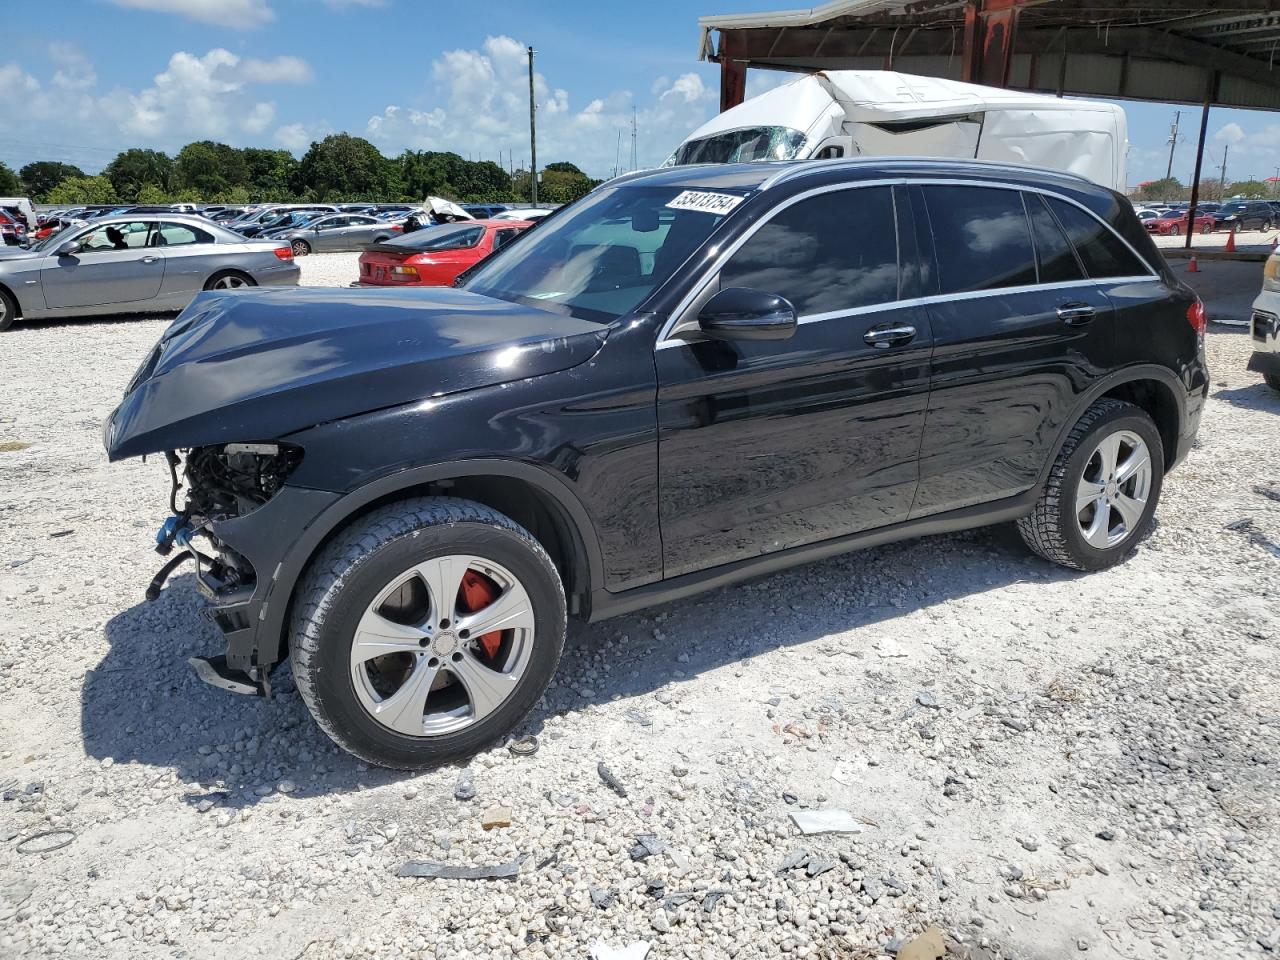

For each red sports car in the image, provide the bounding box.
[1145,211,1214,236]
[357,219,533,287]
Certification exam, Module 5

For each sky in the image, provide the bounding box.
[3,0,1280,189]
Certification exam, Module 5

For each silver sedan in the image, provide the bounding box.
[0,214,300,331]
[268,213,404,256]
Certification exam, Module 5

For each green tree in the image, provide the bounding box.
[19,161,85,200]
[399,150,513,202]
[0,162,20,194]
[135,183,172,204]
[1228,179,1271,198]
[514,161,598,205]
[104,149,173,200]
[1136,177,1184,202]
[242,148,298,201]
[173,141,248,197]
[46,175,119,205]
[296,134,402,200]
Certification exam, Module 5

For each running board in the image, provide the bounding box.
[188,655,267,697]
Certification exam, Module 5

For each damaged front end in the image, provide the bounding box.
[148,441,317,697]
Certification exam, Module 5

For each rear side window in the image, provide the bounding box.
[1026,194,1084,283]
[155,222,212,246]
[922,186,1037,293]
[719,186,899,316]
[1045,198,1149,279]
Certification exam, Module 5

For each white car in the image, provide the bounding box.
[1249,254,1280,390]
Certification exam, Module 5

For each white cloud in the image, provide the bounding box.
[0,46,314,169]
[107,0,275,28]
[366,35,720,177]
[1216,122,1246,145]
[274,122,319,151]
[240,55,314,85]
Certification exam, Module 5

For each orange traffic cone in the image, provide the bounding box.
[1226,227,1237,253]
[1188,255,1199,273]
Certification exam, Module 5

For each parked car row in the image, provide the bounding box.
[1135,198,1280,235]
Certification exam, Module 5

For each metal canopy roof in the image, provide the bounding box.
[699,1,1280,111]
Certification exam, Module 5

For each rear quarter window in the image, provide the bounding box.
[921,186,1037,294]
[1046,198,1150,279]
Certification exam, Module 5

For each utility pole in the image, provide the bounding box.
[1219,143,1229,198]
[1165,110,1181,180]
[630,107,638,172]
[614,129,622,178]
[527,46,538,205]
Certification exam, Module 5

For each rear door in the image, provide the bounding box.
[310,216,352,251]
[656,184,935,577]
[912,186,1126,517]
[40,220,164,309]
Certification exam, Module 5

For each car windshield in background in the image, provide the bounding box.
[385,223,485,251]
[668,126,806,165]
[462,185,744,323]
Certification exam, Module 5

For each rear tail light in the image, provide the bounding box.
[391,265,418,276]
[273,245,294,261]
[1187,298,1207,336]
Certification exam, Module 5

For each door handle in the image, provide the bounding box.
[863,324,917,349]
[140,255,159,264]
[1057,303,1095,325]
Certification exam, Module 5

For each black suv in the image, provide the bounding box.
[1215,200,1274,232]
[105,159,1208,768]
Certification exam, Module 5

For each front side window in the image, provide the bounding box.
[78,221,153,253]
[1046,198,1149,279]
[719,187,899,316]
[463,185,741,323]
[922,186,1037,294]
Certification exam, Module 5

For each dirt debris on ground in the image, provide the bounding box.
[0,254,1277,959]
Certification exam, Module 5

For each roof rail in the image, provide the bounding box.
[760,156,1096,191]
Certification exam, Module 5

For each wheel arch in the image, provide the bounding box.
[0,280,22,318]
[1038,366,1186,488]
[263,460,604,667]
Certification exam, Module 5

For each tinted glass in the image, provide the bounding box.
[463,185,739,323]
[923,186,1036,293]
[386,223,485,251]
[1026,194,1084,283]
[720,187,898,316]
[1046,198,1148,279]
[493,228,519,249]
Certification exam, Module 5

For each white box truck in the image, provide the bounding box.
[665,70,1128,192]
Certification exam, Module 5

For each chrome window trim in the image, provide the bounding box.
[655,177,1159,349]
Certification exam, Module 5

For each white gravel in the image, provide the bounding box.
[0,271,1278,960]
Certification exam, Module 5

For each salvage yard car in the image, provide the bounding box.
[1249,250,1280,391]
[0,214,298,331]
[1145,209,1214,236]
[273,212,404,256]
[356,218,532,287]
[104,158,1208,768]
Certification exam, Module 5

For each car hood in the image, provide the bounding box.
[103,286,609,461]
[0,246,40,263]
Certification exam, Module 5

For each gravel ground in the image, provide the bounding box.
[1,262,1278,960]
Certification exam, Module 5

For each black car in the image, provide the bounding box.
[1215,200,1274,231]
[105,159,1208,768]
[462,203,509,219]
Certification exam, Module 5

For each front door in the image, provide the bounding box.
[656,184,934,578]
[41,220,164,309]
[911,185,1126,516]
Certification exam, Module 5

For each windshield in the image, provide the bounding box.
[667,126,807,166]
[29,221,86,253]
[462,184,744,323]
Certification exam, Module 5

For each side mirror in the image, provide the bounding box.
[697,287,797,341]
[56,239,82,256]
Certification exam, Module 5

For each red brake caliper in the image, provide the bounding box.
[458,570,504,660]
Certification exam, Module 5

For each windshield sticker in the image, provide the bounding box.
[666,191,744,215]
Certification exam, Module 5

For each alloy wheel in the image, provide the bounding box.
[211,274,248,289]
[348,555,535,737]
[1075,430,1152,549]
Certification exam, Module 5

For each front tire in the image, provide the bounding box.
[1017,399,1164,572]
[290,497,566,769]
[1264,220,1274,233]
[0,286,17,332]
[291,239,311,257]
[1170,225,1181,237]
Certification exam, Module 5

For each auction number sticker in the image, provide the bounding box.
[666,191,744,215]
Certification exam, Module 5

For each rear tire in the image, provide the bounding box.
[290,497,567,770]
[1018,399,1164,572]
[204,270,256,291]
[0,287,17,332]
